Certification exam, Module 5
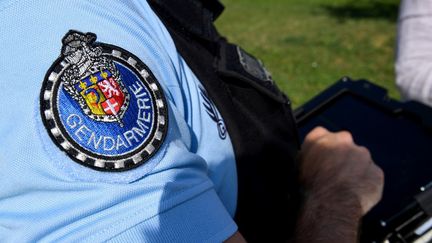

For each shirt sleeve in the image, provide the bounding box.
[0,0,237,242]
[396,0,432,106]
[106,188,238,243]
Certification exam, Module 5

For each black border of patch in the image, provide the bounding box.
[40,31,169,172]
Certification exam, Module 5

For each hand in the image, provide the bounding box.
[227,127,385,243]
[299,126,384,215]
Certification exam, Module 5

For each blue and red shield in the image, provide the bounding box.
[74,69,125,117]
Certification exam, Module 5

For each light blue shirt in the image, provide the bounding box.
[0,0,238,242]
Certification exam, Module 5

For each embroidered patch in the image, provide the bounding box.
[198,84,226,139]
[40,30,168,171]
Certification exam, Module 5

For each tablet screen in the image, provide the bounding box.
[297,92,432,240]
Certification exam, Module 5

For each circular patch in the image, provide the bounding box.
[40,30,168,171]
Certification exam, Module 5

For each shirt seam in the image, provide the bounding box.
[204,220,238,243]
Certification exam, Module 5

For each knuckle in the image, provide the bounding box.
[313,126,327,133]
[376,166,385,182]
[371,164,385,184]
[358,146,372,158]
[306,126,328,140]
[337,131,353,143]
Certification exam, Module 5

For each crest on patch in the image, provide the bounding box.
[40,30,168,171]
[60,32,130,126]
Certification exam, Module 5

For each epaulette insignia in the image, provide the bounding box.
[40,30,168,171]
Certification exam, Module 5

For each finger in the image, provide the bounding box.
[302,127,331,152]
[335,130,354,144]
[370,163,385,190]
[304,126,330,142]
[356,146,373,165]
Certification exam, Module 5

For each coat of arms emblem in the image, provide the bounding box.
[40,30,168,171]
[61,32,130,126]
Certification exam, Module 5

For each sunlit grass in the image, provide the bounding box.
[216,0,399,107]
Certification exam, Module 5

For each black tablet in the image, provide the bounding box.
[294,78,432,242]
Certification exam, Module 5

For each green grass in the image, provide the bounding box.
[216,0,399,107]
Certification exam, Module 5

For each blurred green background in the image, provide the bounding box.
[216,0,400,107]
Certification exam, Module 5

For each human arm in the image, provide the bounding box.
[225,127,384,243]
[295,127,384,242]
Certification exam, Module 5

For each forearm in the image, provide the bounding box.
[227,128,383,243]
[294,192,362,243]
[226,193,362,243]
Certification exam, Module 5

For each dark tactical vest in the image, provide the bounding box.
[148,1,301,242]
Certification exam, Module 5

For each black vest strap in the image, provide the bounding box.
[148,1,301,241]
